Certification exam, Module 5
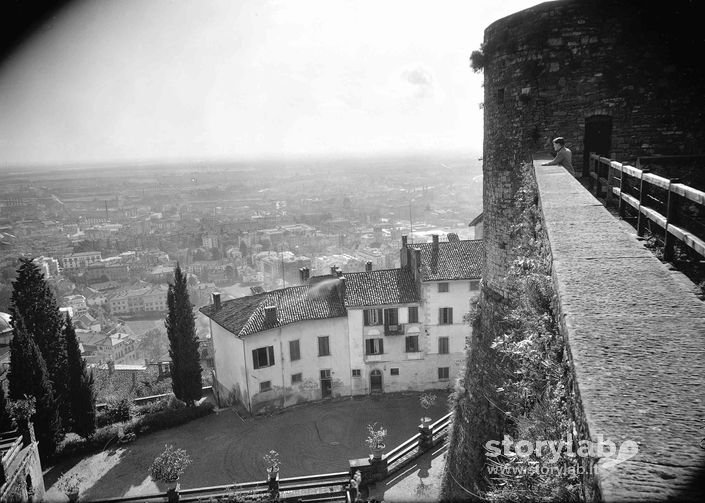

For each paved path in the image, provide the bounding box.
[45,392,449,501]
[534,161,705,502]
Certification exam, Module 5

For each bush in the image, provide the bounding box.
[56,402,215,459]
[97,396,132,427]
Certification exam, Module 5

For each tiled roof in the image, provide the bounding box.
[344,269,420,307]
[200,281,346,337]
[415,239,484,281]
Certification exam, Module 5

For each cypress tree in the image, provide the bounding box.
[10,258,70,423]
[165,263,202,406]
[8,318,62,460]
[64,315,96,437]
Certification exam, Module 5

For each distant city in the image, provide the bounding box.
[0,153,482,370]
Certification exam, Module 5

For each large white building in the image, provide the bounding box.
[201,235,483,414]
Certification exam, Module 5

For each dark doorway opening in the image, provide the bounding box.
[320,369,332,398]
[370,369,383,392]
[584,115,613,178]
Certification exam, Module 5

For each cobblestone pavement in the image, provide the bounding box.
[45,391,450,501]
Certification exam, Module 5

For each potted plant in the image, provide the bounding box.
[263,449,280,478]
[57,473,82,502]
[365,422,387,460]
[419,392,437,429]
[149,444,192,496]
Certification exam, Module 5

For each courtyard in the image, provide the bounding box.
[44,391,451,501]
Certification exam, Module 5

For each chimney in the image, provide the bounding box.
[303,267,310,281]
[299,267,306,283]
[336,276,347,304]
[401,235,408,248]
[336,268,343,278]
[432,234,439,252]
[365,261,372,272]
[330,265,338,276]
[212,292,221,311]
[264,305,277,326]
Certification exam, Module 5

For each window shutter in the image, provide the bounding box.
[268,346,275,365]
[438,308,443,324]
[363,309,369,326]
[252,349,260,369]
[449,308,453,324]
[379,339,384,354]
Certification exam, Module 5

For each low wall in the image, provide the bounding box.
[533,158,705,501]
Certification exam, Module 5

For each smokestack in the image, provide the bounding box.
[264,305,277,326]
[212,292,221,311]
[365,261,372,272]
[336,276,347,304]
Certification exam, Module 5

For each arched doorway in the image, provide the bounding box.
[583,115,613,178]
[370,369,383,393]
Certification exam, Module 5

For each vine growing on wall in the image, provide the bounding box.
[484,162,581,502]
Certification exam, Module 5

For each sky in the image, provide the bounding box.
[0,0,545,166]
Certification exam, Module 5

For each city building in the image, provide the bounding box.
[201,235,483,414]
[59,251,102,271]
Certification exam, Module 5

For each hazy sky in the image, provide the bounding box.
[0,0,545,166]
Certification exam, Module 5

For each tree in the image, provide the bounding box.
[10,258,69,423]
[165,264,202,406]
[8,318,61,459]
[64,316,96,438]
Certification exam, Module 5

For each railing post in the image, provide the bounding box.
[636,169,650,237]
[606,161,613,207]
[618,164,626,219]
[418,423,433,451]
[663,178,680,262]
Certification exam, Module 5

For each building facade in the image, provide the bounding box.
[201,235,483,414]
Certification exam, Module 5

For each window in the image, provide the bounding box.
[291,373,302,384]
[252,346,275,369]
[439,307,453,325]
[470,279,481,291]
[438,337,450,354]
[438,367,450,380]
[438,282,449,293]
[383,308,398,326]
[390,368,399,376]
[260,380,272,392]
[289,340,300,361]
[352,369,361,378]
[364,308,383,326]
[318,336,330,357]
[365,338,384,355]
[405,335,419,353]
[320,369,331,379]
[408,306,418,323]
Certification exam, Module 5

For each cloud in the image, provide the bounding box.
[401,65,435,99]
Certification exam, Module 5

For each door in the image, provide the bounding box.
[584,115,613,178]
[320,369,332,398]
[370,369,383,392]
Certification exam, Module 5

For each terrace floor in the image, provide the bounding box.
[43,391,450,501]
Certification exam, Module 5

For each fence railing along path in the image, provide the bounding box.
[588,152,705,261]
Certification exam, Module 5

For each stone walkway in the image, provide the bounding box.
[534,160,705,502]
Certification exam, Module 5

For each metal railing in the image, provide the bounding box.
[588,153,705,260]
